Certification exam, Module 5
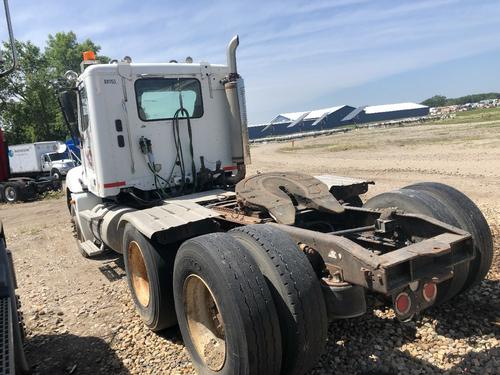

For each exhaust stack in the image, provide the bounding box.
[224,35,250,175]
[226,35,239,75]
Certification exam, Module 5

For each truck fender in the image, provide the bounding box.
[66,165,85,193]
[117,200,221,248]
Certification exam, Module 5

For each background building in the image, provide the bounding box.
[248,102,430,140]
[249,105,355,139]
[342,103,429,124]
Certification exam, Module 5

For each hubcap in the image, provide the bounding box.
[5,187,15,201]
[128,241,150,307]
[184,274,226,371]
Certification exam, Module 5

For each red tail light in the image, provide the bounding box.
[422,282,437,302]
[394,292,411,315]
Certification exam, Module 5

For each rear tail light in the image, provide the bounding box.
[422,282,437,302]
[394,291,411,315]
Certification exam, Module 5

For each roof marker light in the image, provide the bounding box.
[82,51,96,61]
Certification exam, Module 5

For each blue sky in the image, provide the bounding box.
[5,0,500,123]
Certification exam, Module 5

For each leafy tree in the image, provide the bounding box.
[0,32,109,144]
[45,31,109,77]
[421,95,447,107]
[0,40,63,143]
[422,92,500,107]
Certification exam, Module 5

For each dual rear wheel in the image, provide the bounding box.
[123,225,328,375]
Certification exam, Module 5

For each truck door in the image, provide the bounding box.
[41,154,51,172]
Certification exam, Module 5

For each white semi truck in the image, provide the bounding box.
[61,37,492,374]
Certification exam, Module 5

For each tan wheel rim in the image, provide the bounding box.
[184,274,226,371]
[128,241,150,307]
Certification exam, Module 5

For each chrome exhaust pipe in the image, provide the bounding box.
[226,35,239,75]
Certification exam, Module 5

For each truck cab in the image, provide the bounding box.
[62,36,248,200]
[40,151,75,179]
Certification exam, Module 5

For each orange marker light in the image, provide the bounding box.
[82,51,96,61]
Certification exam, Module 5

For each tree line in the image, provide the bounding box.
[421,93,500,107]
[0,32,108,144]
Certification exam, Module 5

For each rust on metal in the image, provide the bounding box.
[267,221,473,295]
[184,274,226,371]
[210,206,265,225]
[236,172,344,225]
[128,240,150,307]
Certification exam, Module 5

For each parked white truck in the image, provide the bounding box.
[61,36,492,374]
[0,132,69,203]
[8,141,75,180]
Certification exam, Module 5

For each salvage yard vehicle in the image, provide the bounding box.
[8,141,75,180]
[61,36,493,374]
[0,133,65,203]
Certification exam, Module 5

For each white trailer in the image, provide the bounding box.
[60,36,492,374]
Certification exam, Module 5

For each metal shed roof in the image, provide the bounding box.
[271,105,348,123]
[342,106,367,121]
[270,111,309,123]
[304,106,345,120]
[364,102,428,114]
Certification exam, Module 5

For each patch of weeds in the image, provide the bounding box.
[41,190,65,200]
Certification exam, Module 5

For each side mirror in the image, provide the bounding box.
[58,90,79,140]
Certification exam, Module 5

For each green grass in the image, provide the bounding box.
[431,107,500,125]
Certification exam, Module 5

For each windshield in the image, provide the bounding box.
[47,153,66,161]
[135,78,203,121]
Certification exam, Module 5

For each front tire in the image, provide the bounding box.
[3,183,19,203]
[71,205,90,259]
[50,168,61,181]
[174,233,282,375]
[123,224,177,331]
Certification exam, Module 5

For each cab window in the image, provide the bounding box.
[78,86,89,132]
[135,78,203,121]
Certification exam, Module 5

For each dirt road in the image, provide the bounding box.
[1,119,499,374]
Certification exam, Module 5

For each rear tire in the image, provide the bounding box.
[174,233,282,375]
[364,189,469,304]
[123,224,177,331]
[403,182,493,292]
[230,224,328,375]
